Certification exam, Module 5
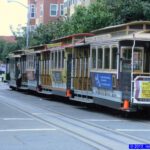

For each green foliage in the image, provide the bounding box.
[30,23,54,45]
[69,6,89,33]
[103,0,150,24]
[86,1,114,31]
[0,40,19,61]
[115,0,145,23]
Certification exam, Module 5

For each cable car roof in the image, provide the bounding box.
[52,33,94,42]
[91,21,150,34]
[116,32,150,42]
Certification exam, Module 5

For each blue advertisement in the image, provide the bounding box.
[91,72,112,90]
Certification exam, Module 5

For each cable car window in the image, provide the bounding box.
[104,47,110,69]
[133,49,143,71]
[55,52,57,68]
[62,51,64,68]
[112,47,117,69]
[122,48,131,60]
[27,55,34,69]
[58,51,61,68]
[39,56,41,74]
[97,47,103,69]
[146,25,150,29]
[92,48,96,69]
[144,48,150,72]
[122,48,131,72]
[52,53,54,69]
[129,24,143,29]
[44,54,45,74]
[121,47,143,72]
[46,53,49,74]
[44,53,47,74]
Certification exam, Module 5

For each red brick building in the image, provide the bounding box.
[28,0,64,30]
[0,36,16,43]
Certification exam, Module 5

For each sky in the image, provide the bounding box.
[0,0,27,36]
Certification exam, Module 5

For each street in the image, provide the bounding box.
[0,82,150,150]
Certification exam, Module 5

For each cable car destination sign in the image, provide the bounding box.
[134,76,150,102]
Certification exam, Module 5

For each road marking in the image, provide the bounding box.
[3,118,34,121]
[0,128,56,132]
[32,112,58,116]
[83,119,123,122]
[32,113,52,115]
[116,129,150,132]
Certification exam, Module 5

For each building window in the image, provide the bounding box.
[40,4,43,17]
[69,0,71,6]
[50,4,58,16]
[30,4,36,18]
[60,4,64,16]
[64,1,68,8]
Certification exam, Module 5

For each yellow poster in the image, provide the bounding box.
[141,82,150,98]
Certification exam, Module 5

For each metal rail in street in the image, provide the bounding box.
[0,94,150,150]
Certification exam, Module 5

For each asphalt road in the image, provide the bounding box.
[0,83,97,150]
[0,82,150,150]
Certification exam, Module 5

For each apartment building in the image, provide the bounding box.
[28,0,64,30]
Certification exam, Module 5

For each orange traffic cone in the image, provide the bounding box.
[66,89,71,97]
[123,99,129,110]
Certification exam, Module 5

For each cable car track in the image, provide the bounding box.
[0,94,150,150]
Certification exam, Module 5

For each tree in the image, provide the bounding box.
[0,39,19,61]
[104,0,150,24]
[86,0,114,30]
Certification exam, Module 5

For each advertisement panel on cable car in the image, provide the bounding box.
[134,76,150,102]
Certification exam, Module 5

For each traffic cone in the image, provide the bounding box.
[66,89,71,97]
[123,99,129,110]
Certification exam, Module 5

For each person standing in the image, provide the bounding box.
[16,63,21,88]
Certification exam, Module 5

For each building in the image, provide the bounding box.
[28,0,64,31]
[0,36,16,43]
[64,0,94,17]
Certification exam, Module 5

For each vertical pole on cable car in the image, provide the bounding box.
[131,34,136,104]
[117,44,119,80]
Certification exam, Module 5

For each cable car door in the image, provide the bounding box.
[120,47,132,100]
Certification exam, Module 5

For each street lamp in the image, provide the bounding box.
[7,0,30,48]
